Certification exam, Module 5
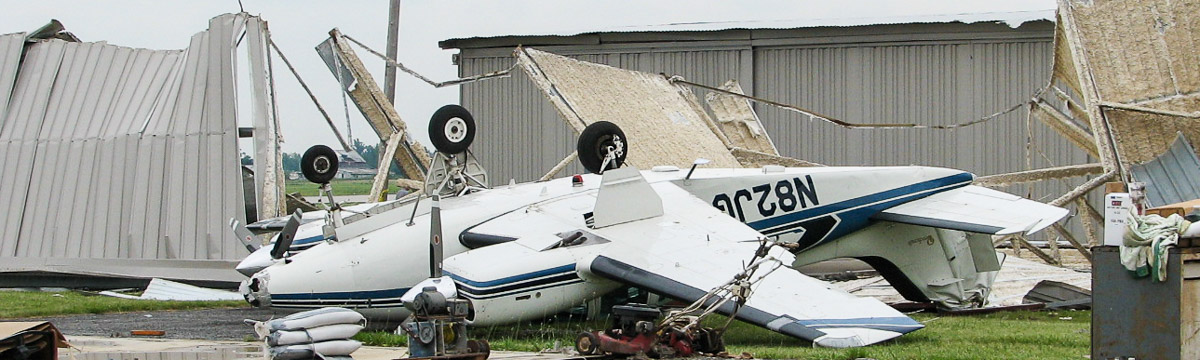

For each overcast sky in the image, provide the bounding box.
[4,0,1054,154]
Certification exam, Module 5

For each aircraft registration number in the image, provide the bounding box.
[712,175,820,222]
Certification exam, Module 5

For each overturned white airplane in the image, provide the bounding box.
[238,105,1066,347]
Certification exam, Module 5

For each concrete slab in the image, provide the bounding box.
[59,335,577,360]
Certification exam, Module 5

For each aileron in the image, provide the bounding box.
[873,185,1067,235]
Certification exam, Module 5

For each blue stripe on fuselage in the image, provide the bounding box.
[292,235,325,246]
[273,287,411,300]
[445,264,577,289]
[745,173,971,246]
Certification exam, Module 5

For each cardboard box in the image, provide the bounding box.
[1105,181,1127,194]
[0,322,69,360]
[1145,198,1200,218]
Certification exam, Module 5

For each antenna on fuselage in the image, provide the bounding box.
[685,158,710,181]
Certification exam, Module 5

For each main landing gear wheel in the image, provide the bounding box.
[575,332,600,355]
[428,104,476,154]
[300,145,339,184]
[577,121,628,174]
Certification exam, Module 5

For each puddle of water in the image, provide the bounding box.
[60,345,263,360]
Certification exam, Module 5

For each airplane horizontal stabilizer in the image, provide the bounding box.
[583,183,922,347]
[872,185,1068,235]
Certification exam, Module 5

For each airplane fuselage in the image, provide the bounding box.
[241,166,970,323]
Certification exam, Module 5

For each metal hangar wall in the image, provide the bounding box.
[441,20,1089,210]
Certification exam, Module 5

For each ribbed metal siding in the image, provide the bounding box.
[754,39,1088,203]
[754,40,1069,168]
[0,15,247,268]
[460,49,746,183]
[0,33,22,124]
[456,31,1092,217]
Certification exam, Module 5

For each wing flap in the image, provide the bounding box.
[584,182,922,347]
[873,185,1068,235]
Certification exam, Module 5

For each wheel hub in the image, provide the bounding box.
[314,157,331,173]
[445,117,468,143]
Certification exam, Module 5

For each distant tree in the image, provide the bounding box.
[282,152,301,173]
[352,138,379,167]
[350,138,406,177]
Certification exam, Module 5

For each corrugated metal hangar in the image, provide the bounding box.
[440,15,1089,208]
[0,14,281,286]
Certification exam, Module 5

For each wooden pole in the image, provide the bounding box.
[1050,223,1094,264]
[384,0,400,103]
[1050,171,1115,207]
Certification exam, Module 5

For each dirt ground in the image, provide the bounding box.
[1000,248,1093,272]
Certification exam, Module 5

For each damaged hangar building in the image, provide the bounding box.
[441,7,1087,211]
[0,14,284,287]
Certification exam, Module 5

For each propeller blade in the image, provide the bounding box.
[270,210,304,259]
[229,218,261,253]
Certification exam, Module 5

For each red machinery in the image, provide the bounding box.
[574,304,724,358]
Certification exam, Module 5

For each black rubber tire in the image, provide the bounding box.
[428,104,476,154]
[576,121,628,174]
[575,332,600,355]
[300,145,339,184]
[466,339,490,356]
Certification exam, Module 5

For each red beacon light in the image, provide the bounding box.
[572,174,584,187]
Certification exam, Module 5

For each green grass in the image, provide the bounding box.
[286,179,409,197]
[357,310,1090,359]
[354,330,409,347]
[0,291,246,319]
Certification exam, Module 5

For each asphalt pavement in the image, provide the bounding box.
[12,308,280,341]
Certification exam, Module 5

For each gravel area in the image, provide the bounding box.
[12,308,281,341]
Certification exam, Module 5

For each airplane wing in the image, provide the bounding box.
[582,181,923,348]
[872,185,1068,235]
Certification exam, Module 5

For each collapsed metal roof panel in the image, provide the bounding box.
[516,48,741,169]
[1130,133,1200,207]
[0,33,22,124]
[0,14,257,283]
[1050,0,1200,170]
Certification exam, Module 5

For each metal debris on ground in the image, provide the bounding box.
[97,278,242,302]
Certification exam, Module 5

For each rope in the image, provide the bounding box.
[341,34,515,88]
[268,38,352,152]
[670,76,1046,130]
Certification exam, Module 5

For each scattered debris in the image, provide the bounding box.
[940,303,1046,316]
[839,255,1092,309]
[0,321,70,360]
[1022,280,1092,310]
[98,278,242,302]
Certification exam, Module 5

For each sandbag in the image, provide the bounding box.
[266,307,365,331]
[269,339,362,360]
[267,324,364,346]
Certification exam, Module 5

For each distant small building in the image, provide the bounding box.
[335,151,377,180]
